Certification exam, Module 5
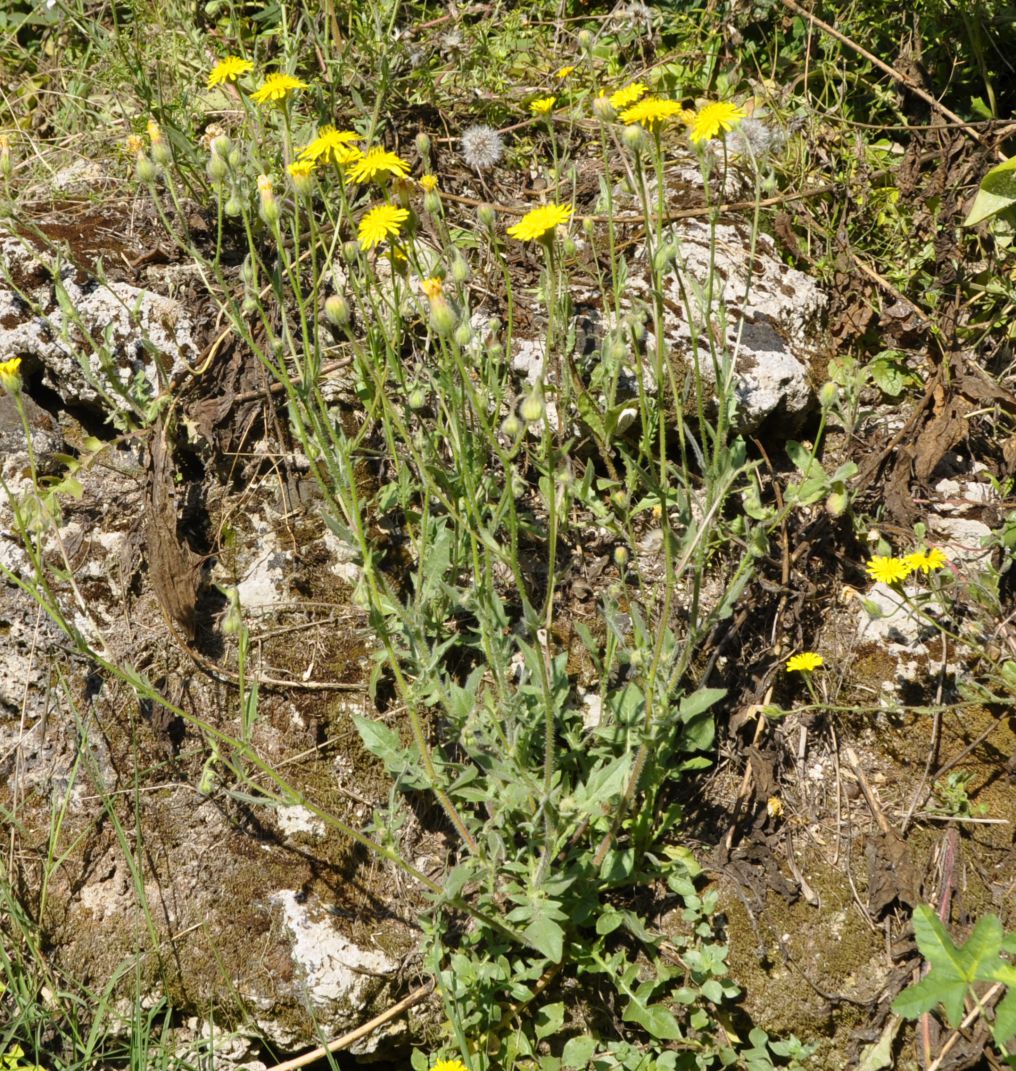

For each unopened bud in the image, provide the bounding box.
[228,148,242,169]
[592,95,616,122]
[207,154,229,183]
[519,393,544,424]
[818,382,838,409]
[343,240,360,264]
[451,255,470,284]
[825,490,849,517]
[429,301,457,336]
[415,132,431,159]
[613,545,629,569]
[151,140,173,167]
[136,155,157,183]
[622,125,646,152]
[224,195,243,217]
[477,203,495,228]
[324,294,350,326]
[408,387,427,410]
[423,191,441,215]
[577,29,594,51]
[501,413,522,438]
[562,236,577,257]
[453,322,473,347]
[210,135,231,158]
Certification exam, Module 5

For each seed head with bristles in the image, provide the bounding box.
[461,125,504,170]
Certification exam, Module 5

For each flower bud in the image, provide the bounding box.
[501,413,522,438]
[408,387,427,410]
[477,203,496,228]
[577,29,594,51]
[415,132,431,159]
[582,216,595,236]
[0,136,11,181]
[622,125,646,153]
[241,296,258,315]
[453,322,473,347]
[210,135,231,158]
[324,294,350,326]
[825,490,849,517]
[259,197,280,227]
[818,381,838,409]
[613,545,629,569]
[611,490,627,509]
[423,191,441,215]
[519,392,544,424]
[207,154,229,183]
[451,254,470,284]
[653,243,678,273]
[228,148,242,169]
[224,195,243,217]
[151,140,173,167]
[429,301,457,336]
[136,154,158,184]
[562,237,577,257]
[592,95,616,122]
[343,240,360,264]
[0,356,23,394]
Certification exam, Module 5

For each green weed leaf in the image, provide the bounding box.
[964,156,1016,226]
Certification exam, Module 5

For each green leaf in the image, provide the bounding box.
[964,156,1016,226]
[678,687,725,721]
[562,1036,597,1068]
[524,911,565,963]
[993,987,1016,1046]
[622,998,683,1040]
[534,1002,565,1040]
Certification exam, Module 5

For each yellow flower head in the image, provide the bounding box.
[250,72,309,105]
[287,159,315,194]
[555,66,575,79]
[207,56,254,89]
[430,1061,469,1071]
[420,277,444,301]
[146,119,163,145]
[419,174,438,192]
[903,548,948,574]
[865,555,912,585]
[786,652,824,673]
[298,126,361,167]
[358,204,410,250]
[530,96,556,115]
[506,202,572,242]
[609,82,648,110]
[256,174,274,198]
[0,356,23,393]
[347,147,411,184]
[618,97,688,129]
[125,134,144,155]
[767,796,784,819]
[689,100,747,145]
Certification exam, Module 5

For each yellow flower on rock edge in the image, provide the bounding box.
[506,202,572,242]
[358,204,410,250]
[207,56,253,89]
[609,82,648,110]
[250,72,309,105]
[530,96,556,115]
[347,147,411,184]
[865,555,912,585]
[618,97,688,129]
[689,100,747,145]
[0,356,23,393]
[297,126,362,167]
[430,1061,469,1071]
[904,547,948,574]
[786,652,824,673]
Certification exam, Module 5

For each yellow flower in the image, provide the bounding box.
[0,356,23,393]
[555,66,575,79]
[256,174,274,197]
[865,555,912,585]
[430,1061,469,1071]
[250,72,309,105]
[207,56,253,89]
[358,204,410,250]
[618,97,688,128]
[767,796,784,819]
[506,202,572,241]
[419,174,438,192]
[297,126,361,167]
[287,160,315,194]
[347,147,411,184]
[609,82,648,109]
[689,100,747,145]
[146,119,163,145]
[420,277,444,301]
[125,134,144,155]
[786,652,824,673]
[530,96,556,115]
[904,548,948,574]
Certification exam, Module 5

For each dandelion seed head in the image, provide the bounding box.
[461,125,504,170]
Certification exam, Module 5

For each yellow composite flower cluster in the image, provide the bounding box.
[0,355,22,392]
[429,1061,468,1071]
[530,96,556,115]
[250,72,309,105]
[207,55,253,89]
[865,548,948,585]
[689,100,748,145]
[298,126,361,167]
[609,82,648,110]
[358,204,409,250]
[506,202,572,242]
[347,146,411,184]
[618,97,688,129]
[786,652,823,673]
